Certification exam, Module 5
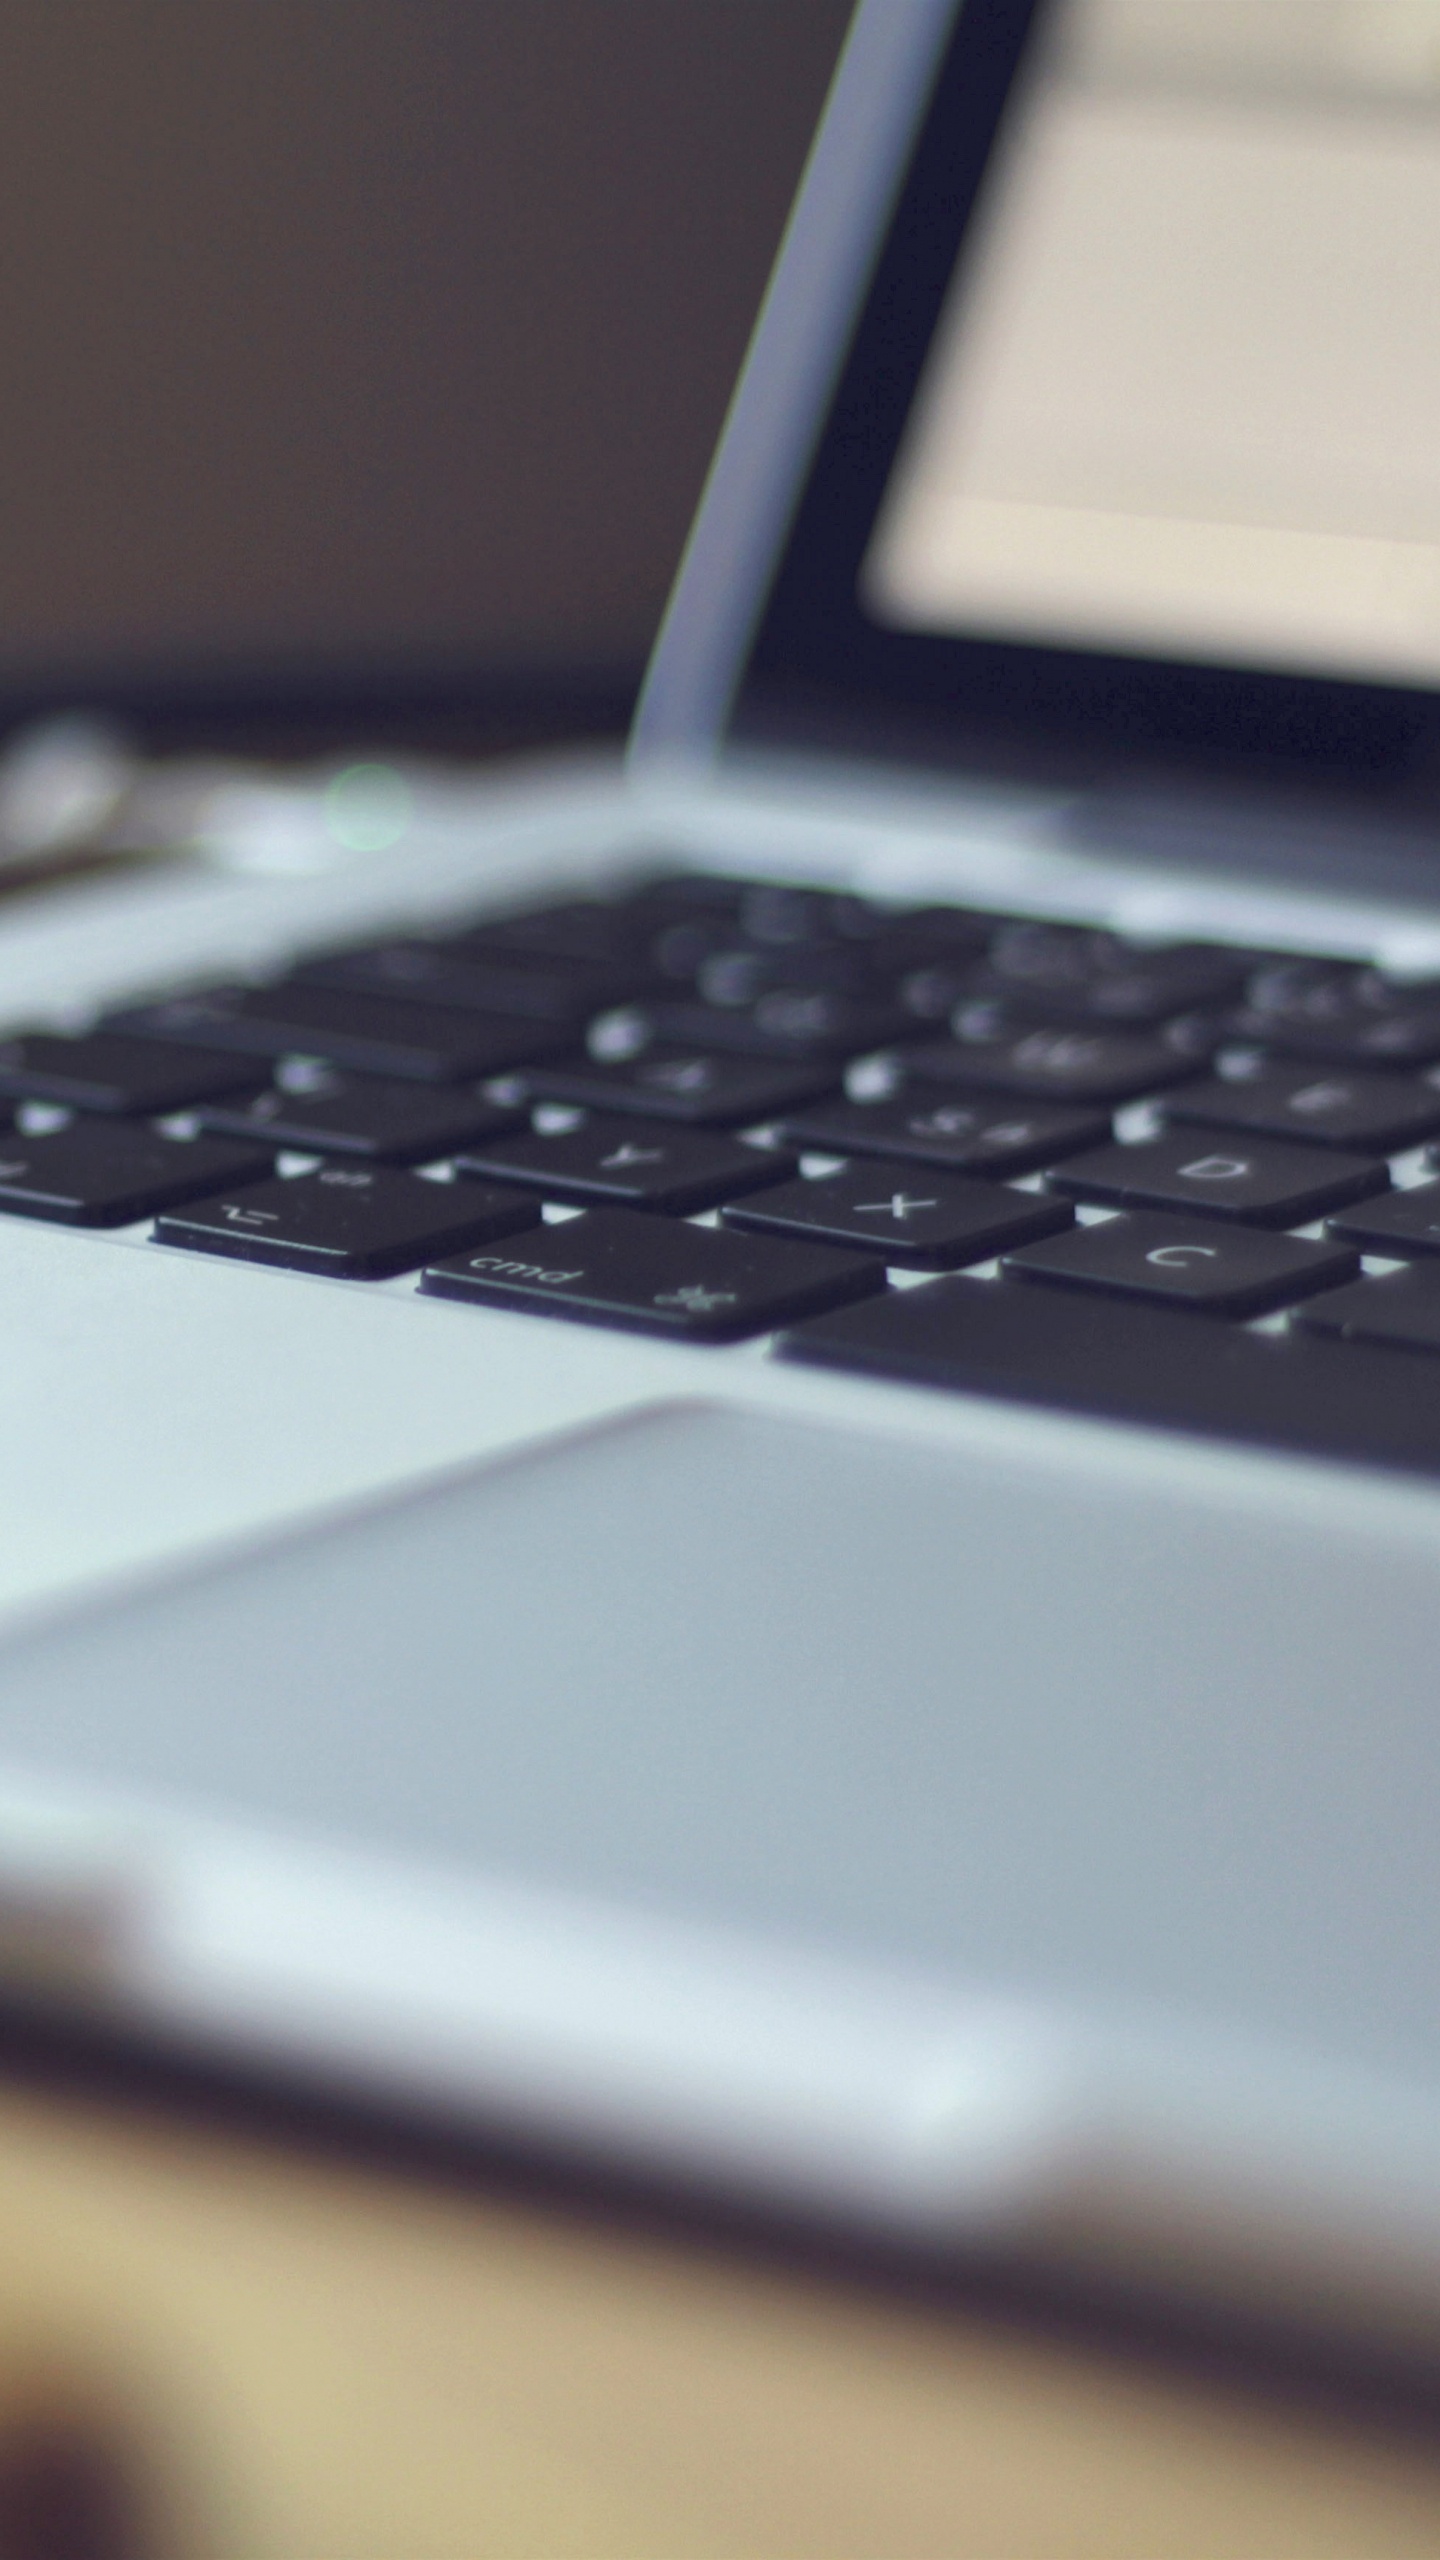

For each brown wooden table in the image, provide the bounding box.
[0,2055,1437,2559]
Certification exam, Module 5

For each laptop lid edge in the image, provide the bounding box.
[628,0,958,778]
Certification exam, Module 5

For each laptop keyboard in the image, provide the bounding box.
[14,863,1440,1474]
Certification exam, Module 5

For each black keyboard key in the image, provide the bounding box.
[1295,1265,1440,1355]
[195,1068,523,1163]
[627,878,942,954]
[896,966,972,1025]
[421,1206,883,1340]
[1264,1011,1440,1068]
[722,1164,1072,1267]
[777,1092,1111,1174]
[641,895,997,993]
[0,1031,258,1115]
[908,1017,1203,1104]
[523,1045,837,1125]
[632,989,914,1059]
[730,882,860,947]
[0,1124,273,1226]
[973,925,1247,1024]
[872,903,997,957]
[456,1114,797,1213]
[645,918,742,981]
[291,940,646,1023]
[455,899,651,969]
[880,918,1000,1010]
[1235,957,1351,1018]
[1167,1062,1440,1154]
[154,1165,540,1278]
[973,921,1109,993]
[692,944,883,1007]
[1048,1131,1387,1227]
[1326,1179,1440,1259]
[660,881,832,948]
[622,875,774,932]
[1003,1211,1357,1317]
[1291,1264,1440,1361]
[109,985,562,1084]
[1233,963,1440,1065]
[780,1270,1440,1479]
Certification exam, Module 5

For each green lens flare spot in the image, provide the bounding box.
[324,762,413,853]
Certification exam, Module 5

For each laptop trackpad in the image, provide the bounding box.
[0,1398,1438,2087]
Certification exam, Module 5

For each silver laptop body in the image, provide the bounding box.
[1,0,1440,2364]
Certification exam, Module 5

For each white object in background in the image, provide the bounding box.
[0,713,139,869]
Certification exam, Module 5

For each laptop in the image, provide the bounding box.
[2,0,1440,2363]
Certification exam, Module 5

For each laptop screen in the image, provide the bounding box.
[869,0,1440,690]
[734,0,1440,818]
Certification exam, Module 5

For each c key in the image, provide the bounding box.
[1004,1211,1358,1317]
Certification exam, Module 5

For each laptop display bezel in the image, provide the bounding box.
[717,0,1440,822]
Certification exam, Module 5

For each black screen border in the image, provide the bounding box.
[732,0,1440,817]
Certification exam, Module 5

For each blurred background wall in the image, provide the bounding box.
[0,0,851,735]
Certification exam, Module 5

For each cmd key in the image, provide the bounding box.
[421,1205,884,1340]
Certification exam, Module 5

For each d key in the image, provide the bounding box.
[1048,1132,1387,1227]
